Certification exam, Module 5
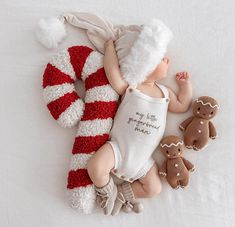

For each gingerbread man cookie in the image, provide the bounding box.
[180,96,219,151]
[159,136,194,189]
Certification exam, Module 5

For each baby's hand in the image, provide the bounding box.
[104,39,115,51]
[175,72,190,86]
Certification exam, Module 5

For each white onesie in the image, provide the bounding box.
[108,83,170,182]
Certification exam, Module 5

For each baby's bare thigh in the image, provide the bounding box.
[89,142,115,172]
[139,164,161,187]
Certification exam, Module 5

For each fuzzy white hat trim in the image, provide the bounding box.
[121,19,173,86]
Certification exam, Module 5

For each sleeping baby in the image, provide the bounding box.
[87,39,192,215]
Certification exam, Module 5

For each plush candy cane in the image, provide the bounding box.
[42,45,119,213]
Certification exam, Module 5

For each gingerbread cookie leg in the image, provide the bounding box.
[193,138,208,151]
[184,135,195,149]
[179,177,189,188]
[168,179,180,189]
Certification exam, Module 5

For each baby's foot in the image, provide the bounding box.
[95,177,118,215]
[111,182,143,215]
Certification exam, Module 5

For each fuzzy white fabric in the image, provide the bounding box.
[76,118,113,137]
[43,83,75,104]
[85,85,119,103]
[81,51,104,80]
[70,153,94,170]
[49,49,76,80]
[36,12,172,85]
[57,99,85,128]
[36,17,67,49]
[121,19,173,85]
[67,186,96,214]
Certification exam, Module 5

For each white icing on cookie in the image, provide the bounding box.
[160,141,184,148]
[195,99,220,109]
[179,125,185,130]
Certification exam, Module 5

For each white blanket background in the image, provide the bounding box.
[0,1,235,227]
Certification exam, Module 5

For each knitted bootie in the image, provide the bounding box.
[111,182,144,215]
[95,177,118,215]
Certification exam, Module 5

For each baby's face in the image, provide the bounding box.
[148,57,170,81]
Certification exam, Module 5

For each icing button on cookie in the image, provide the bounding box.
[176,173,180,177]
[200,121,204,125]
[198,129,202,133]
[175,164,178,168]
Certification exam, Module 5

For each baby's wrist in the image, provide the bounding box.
[178,80,191,86]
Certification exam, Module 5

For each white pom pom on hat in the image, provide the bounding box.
[36,16,66,49]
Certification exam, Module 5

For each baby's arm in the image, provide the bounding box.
[167,72,192,113]
[104,40,128,95]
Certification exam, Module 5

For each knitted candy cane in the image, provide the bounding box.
[42,46,119,213]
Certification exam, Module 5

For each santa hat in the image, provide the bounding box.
[36,12,173,86]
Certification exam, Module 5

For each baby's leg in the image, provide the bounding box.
[87,143,115,187]
[112,164,161,215]
[87,143,117,215]
[132,164,162,198]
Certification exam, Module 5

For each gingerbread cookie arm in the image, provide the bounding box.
[182,158,195,172]
[159,160,167,177]
[209,121,217,139]
[179,116,194,131]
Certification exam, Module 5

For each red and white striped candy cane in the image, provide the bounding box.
[42,46,119,213]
